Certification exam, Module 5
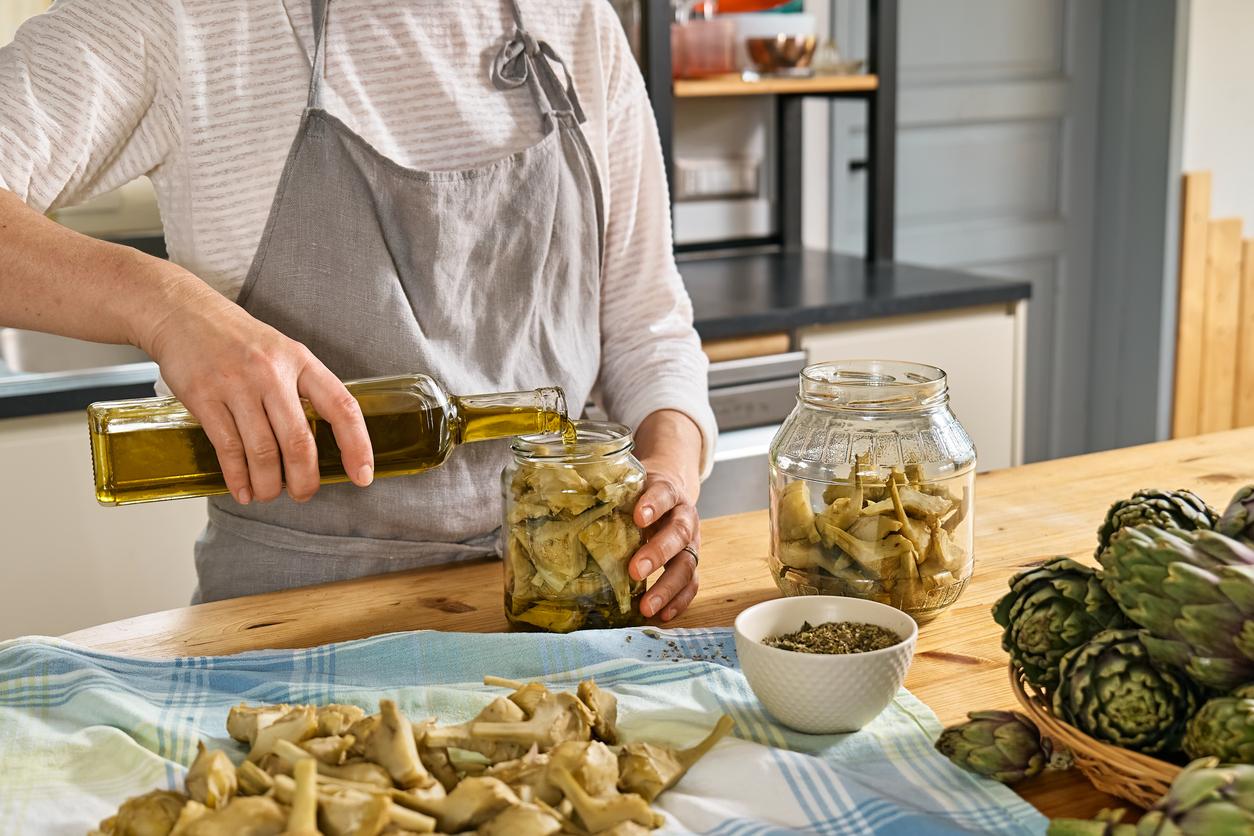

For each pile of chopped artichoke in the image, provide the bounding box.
[774,455,972,612]
[91,678,735,836]
[507,459,645,631]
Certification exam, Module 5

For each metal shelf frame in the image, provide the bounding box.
[640,0,898,261]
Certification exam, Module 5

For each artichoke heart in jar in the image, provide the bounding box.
[502,421,647,633]
[768,360,976,620]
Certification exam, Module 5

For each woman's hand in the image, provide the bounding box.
[140,271,374,505]
[629,410,705,621]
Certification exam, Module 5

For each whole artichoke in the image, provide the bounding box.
[1048,758,1254,836]
[1184,684,1254,763]
[1098,525,1254,691]
[1052,629,1198,755]
[1097,489,1217,556]
[993,557,1127,690]
[1218,485,1254,544]
[935,710,1050,784]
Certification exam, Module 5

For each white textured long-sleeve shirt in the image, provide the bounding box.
[0,0,716,473]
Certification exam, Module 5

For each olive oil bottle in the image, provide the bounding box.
[88,374,572,506]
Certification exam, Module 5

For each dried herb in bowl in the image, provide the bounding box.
[764,620,902,655]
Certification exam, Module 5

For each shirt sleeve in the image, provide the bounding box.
[594,25,718,480]
[0,0,180,212]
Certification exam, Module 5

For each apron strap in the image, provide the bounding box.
[491,0,587,129]
[306,0,332,109]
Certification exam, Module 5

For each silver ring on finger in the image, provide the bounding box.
[681,544,699,567]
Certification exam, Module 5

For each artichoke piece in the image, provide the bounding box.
[406,776,519,833]
[1096,488,1217,556]
[1052,628,1198,755]
[524,465,599,516]
[819,525,917,579]
[935,710,1050,784]
[992,556,1126,691]
[104,789,187,836]
[846,514,903,544]
[227,704,291,746]
[1098,526,1254,691]
[1184,684,1254,763]
[476,802,563,836]
[776,481,819,543]
[525,503,615,592]
[483,746,558,805]
[235,761,274,797]
[185,742,236,810]
[171,796,286,836]
[301,734,355,766]
[577,679,620,745]
[814,498,860,548]
[285,758,319,836]
[550,766,662,833]
[471,691,594,751]
[578,514,642,614]
[617,715,734,802]
[347,700,435,789]
[249,705,317,763]
[270,739,394,790]
[422,697,527,764]
[513,601,585,633]
[317,704,367,738]
[549,739,620,797]
[506,531,539,603]
[862,486,953,521]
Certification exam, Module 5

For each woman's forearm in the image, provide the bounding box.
[633,409,704,502]
[0,186,203,353]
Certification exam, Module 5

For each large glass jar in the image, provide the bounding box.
[502,421,647,633]
[768,361,976,621]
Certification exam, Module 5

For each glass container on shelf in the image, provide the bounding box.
[767,360,976,621]
[502,421,647,633]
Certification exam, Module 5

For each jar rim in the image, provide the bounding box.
[512,419,633,461]
[800,359,948,411]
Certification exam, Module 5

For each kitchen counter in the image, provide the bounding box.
[64,428,1254,821]
[685,249,1031,340]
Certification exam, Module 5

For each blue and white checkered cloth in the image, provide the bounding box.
[0,627,1046,835]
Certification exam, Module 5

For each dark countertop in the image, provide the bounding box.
[685,249,1032,341]
[1,240,1030,419]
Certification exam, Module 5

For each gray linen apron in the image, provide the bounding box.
[192,0,605,602]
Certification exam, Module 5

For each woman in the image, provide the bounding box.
[0,0,714,619]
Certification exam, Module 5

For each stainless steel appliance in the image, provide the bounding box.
[696,350,807,518]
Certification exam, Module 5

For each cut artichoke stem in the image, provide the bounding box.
[617,715,735,802]
[550,766,662,833]
[286,757,319,835]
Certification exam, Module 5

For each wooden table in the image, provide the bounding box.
[65,428,1254,821]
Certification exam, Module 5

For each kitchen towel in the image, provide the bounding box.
[0,628,1047,835]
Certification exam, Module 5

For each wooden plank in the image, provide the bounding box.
[63,428,1254,820]
[701,332,791,362]
[674,73,878,98]
[1235,240,1254,427]
[1172,172,1211,437]
[1198,218,1243,433]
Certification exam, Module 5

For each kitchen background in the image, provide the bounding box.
[1,0,1250,639]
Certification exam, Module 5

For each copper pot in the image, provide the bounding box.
[746,35,818,76]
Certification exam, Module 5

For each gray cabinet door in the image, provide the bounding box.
[829,0,1100,462]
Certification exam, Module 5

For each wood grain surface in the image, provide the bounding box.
[1172,171,1211,438]
[673,73,878,98]
[64,428,1254,821]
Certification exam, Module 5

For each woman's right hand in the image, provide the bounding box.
[140,274,374,505]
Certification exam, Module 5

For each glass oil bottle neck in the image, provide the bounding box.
[451,387,571,444]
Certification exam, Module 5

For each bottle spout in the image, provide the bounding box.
[454,387,570,444]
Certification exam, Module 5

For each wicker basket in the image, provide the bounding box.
[1010,665,1180,808]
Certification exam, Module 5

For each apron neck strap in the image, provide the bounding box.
[491,0,587,129]
[306,0,331,109]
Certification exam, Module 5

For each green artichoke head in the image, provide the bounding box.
[1052,629,1199,755]
[1184,684,1254,764]
[1218,485,1254,544]
[993,557,1127,691]
[1137,757,1254,836]
[1098,525,1254,692]
[935,709,1050,784]
[1096,489,1217,557]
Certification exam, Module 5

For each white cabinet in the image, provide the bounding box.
[0,413,205,640]
[798,302,1026,471]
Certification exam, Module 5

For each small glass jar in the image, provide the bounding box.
[768,361,977,621]
[502,421,647,633]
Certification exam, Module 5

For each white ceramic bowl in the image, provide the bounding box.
[734,596,918,734]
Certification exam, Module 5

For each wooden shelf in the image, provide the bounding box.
[673,73,878,98]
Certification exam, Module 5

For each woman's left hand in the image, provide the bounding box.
[628,410,705,622]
